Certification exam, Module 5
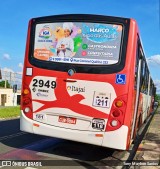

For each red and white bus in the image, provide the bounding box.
[20,14,156,150]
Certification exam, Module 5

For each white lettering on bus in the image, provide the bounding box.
[88,44,117,49]
[90,28,109,33]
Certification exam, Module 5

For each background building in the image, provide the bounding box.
[0,68,22,106]
[0,88,21,106]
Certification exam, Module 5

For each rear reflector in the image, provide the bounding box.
[33,123,40,127]
[26,67,33,76]
[95,134,103,137]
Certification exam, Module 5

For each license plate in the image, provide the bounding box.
[92,91,111,108]
[92,118,105,130]
[58,116,77,124]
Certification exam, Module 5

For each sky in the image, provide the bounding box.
[0,0,160,92]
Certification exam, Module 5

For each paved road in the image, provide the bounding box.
[0,118,53,155]
[0,118,22,137]
[1,112,158,169]
[0,118,116,168]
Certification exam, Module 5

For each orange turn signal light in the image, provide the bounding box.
[115,100,123,107]
[23,89,29,95]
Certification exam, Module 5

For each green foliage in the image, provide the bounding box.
[0,80,11,88]
[155,94,158,101]
[155,94,160,101]
[0,106,20,118]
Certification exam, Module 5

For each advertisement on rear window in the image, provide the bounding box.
[34,22,123,65]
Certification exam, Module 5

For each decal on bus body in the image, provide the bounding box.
[29,76,117,120]
[30,76,57,101]
[66,79,115,114]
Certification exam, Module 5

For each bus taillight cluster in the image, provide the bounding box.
[106,95,127,131]
[22,87,33,119]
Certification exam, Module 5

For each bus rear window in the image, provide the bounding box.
[33,22,123,65]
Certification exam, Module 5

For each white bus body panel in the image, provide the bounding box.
[20,111,128,150]
[102,125,128,150]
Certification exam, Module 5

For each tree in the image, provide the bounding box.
[0,80,11,88]
[155,94,160,100]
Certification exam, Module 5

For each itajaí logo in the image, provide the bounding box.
[39,25,52,39]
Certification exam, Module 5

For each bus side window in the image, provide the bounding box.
[134,42,139,89]
[135,40,144,91]
[140,59,145,92]
[138,44,149,95]
[143,66,149,94]
[149,80,151,95]
[149,79,153,96]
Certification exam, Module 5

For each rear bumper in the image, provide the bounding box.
[102,125,128,150]
[20,111,128,150]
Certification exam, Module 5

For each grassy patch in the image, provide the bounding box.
[0,106,20,118]
[154,106,159,114]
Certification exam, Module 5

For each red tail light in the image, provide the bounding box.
[23,98,31,105]
[106,94,127,131]
[112,109,121,117]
